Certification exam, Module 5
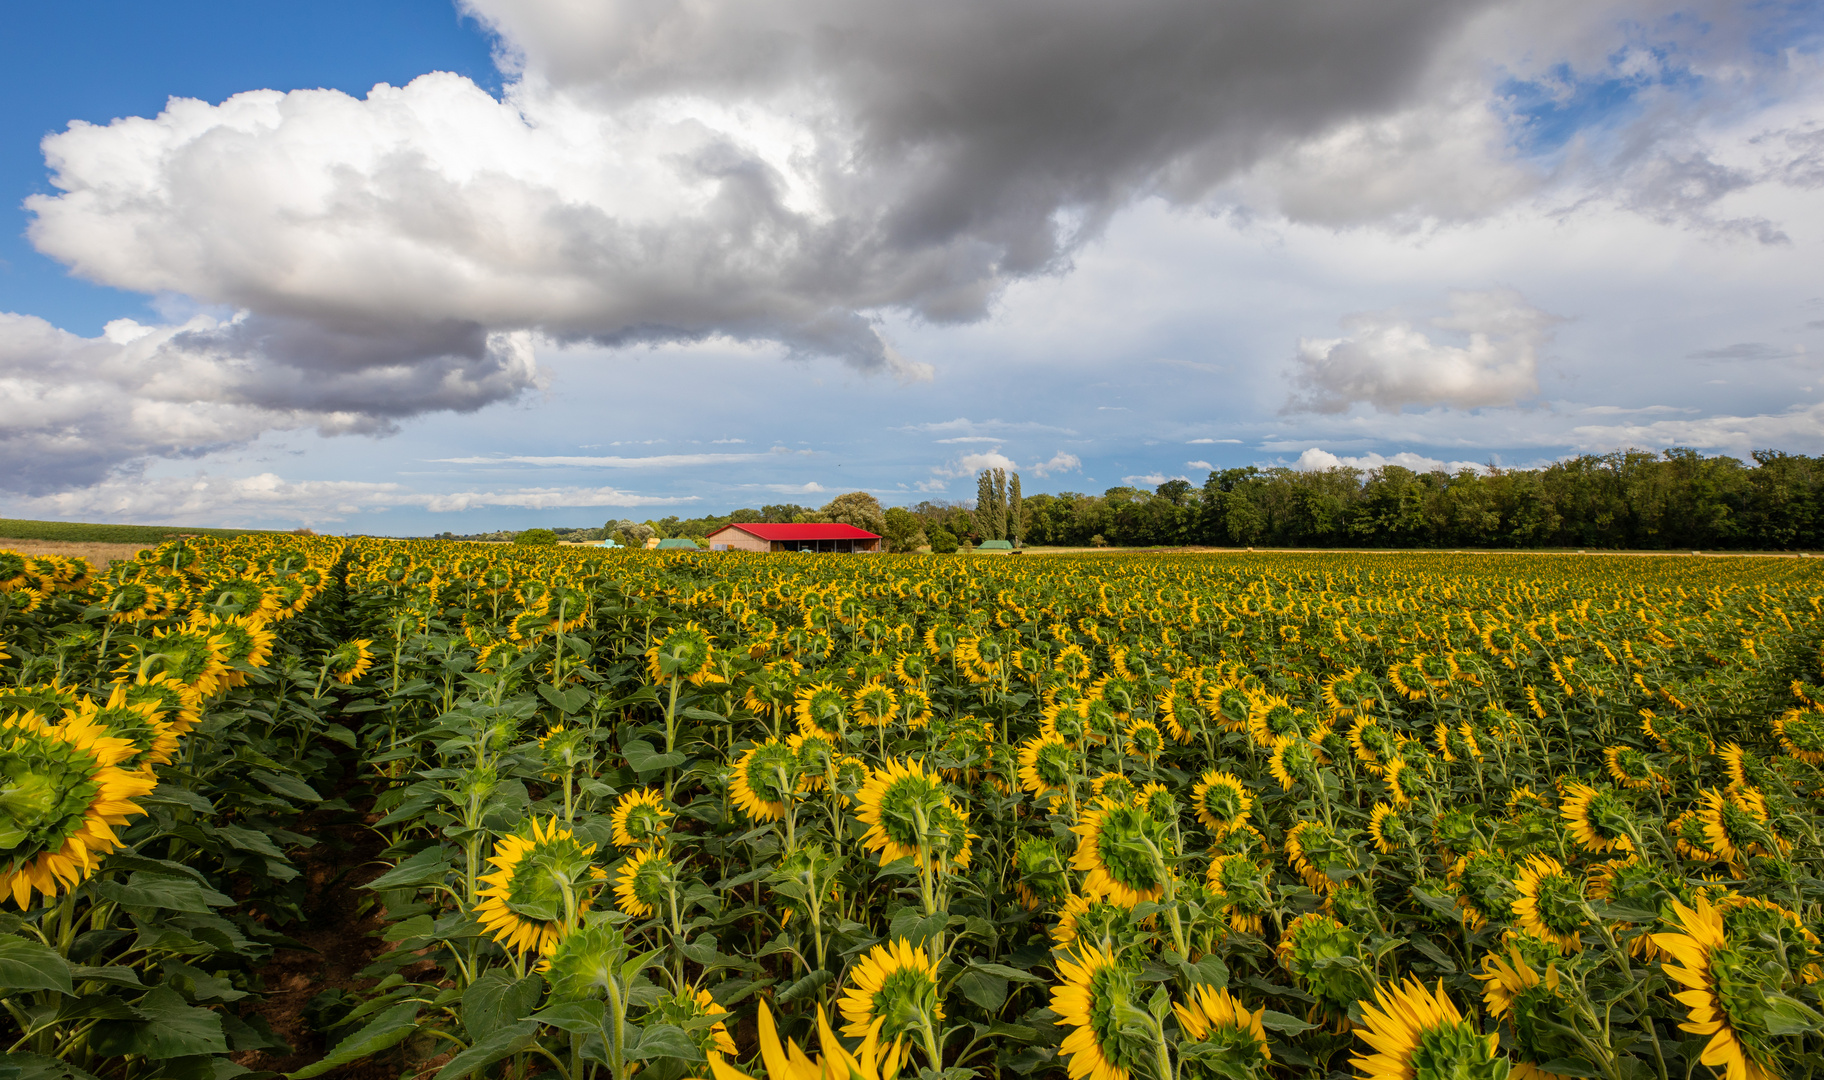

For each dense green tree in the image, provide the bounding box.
[821,491,888,536]
[882,506,927,552]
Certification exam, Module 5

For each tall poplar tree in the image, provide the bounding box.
[976,470,996,540]
[1009,472,1023,547]
[991,468,1009,540]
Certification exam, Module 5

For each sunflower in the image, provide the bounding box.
[610,788,672,849]
[1267,735,1317,792]
[893,652,929,688]
[1050,893,1133,949]
[838,938,943,1046]
[1122,719,1164,763]
[61,687,178,770]
[851,681,898,728]
[1,711,156,909]
[187,611,276,685]
[1513,855,1586,954]
[1133,782,1175,822]
[1602,745,1663,791]
[1652,895,1791,1080]
[1773,706,1824,764]
[1091,771,1137,805]
[1014,835,1070,909]
[1284,820,1355,896]
[646,621,716,686]
[1018,733,1076,799]
[1276,913,1372,1013]
[1071,797,1173,906]
[705,1003,905,1080]
[1052,946,1149,1080]
[730,740,801,823]
[855,758,975,872]
[1191,770,1251,835]
[1368,803,1407,855]
[1695,787,1783,867]
[614,846,677,919]
[474,817,605,957]
[1173,987,1271,1078]
[794,682,850,735]
[1203,855,1269,936]
[1474,948,1586,1080]
[1158,680,1208,744]
[646,987,740,1057]
[1449,849,1519,930]
[1351,977,1507,1080]
[1558,782,1635,855]
[125,626,232,696]
[541,725,592,778]
[328,639,375,684]
[898,687,934,728]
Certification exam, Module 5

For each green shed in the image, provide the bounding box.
[976,539,1014,551]
[655,538,700,550]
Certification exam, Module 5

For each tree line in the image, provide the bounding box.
[962,449,1824,550]
[447,448,1824,552]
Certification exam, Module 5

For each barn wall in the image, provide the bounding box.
[711,531,772,553]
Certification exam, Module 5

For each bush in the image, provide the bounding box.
[514,528,559,546]
[928,526,959,554]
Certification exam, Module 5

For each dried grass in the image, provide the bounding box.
[0,538,152,567]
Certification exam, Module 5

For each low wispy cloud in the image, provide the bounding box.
[434,453,764,468]
[1186,459,1214,470]
[14,473,695,526]
[756,482,829,495]
[1687,342,1807,362]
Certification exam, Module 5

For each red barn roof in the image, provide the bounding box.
[707,522,882,541]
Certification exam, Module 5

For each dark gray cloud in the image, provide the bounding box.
[9,0,1818,494]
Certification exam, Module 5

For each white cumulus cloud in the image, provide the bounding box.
[1285,289,1558,414]
[1292,448,1489,473]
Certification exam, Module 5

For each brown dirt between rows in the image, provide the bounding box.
[230,788,437,1080]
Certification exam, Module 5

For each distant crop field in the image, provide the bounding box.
[0,517,261,543]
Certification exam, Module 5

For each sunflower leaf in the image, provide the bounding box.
[957,969,1008,1012]
[364,847,455,892]
[88,986,228,1060]
[776,970,833,1005]
[629,1023,704,1063]
[0,937,73,996]
[436,1021,537,1080]
[0,1052,103,1080]
[462,971,543,1042]
[94,873,233,913]
[1258,1010,1317,1034]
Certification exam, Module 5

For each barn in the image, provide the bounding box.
[704,522,884,553]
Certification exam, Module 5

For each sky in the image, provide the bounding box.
[1,0,1822,534]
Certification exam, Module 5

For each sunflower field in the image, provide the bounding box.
[5,539,1824,1080]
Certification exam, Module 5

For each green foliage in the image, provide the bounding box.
[882,507,927,553]
[820,491,887,536]
[514,529,560,546]
[0,518,260,544]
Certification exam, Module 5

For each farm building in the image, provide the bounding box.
[654,538,700,550]
[976,539,1014,551]
[704,522,883,553]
